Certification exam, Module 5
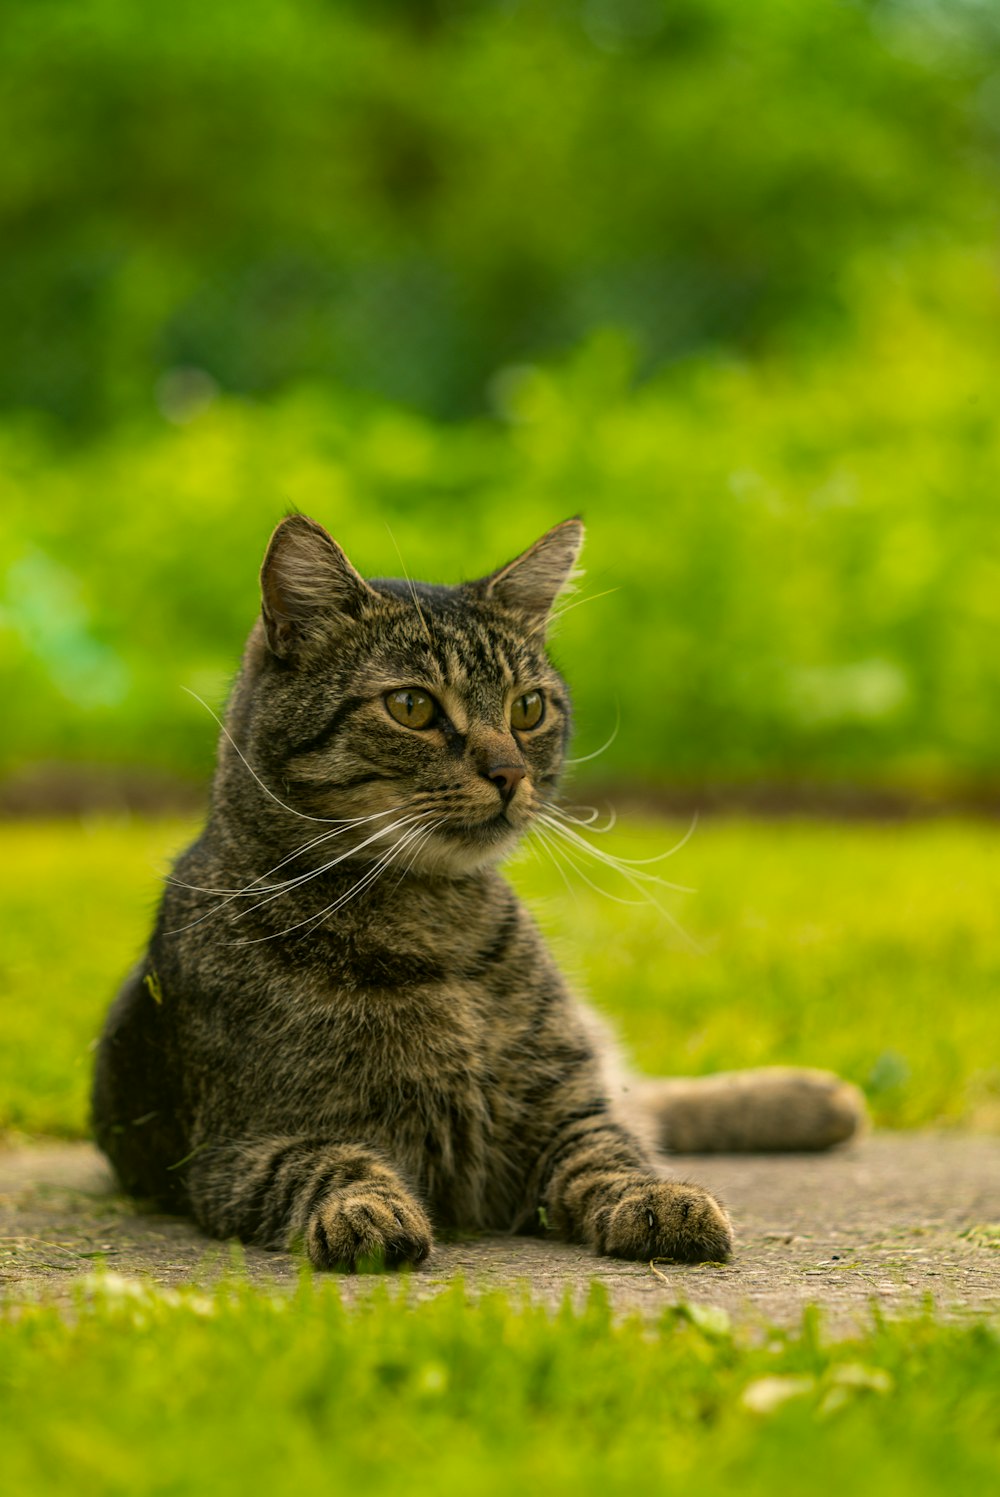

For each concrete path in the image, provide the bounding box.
[2,1135,998,1333]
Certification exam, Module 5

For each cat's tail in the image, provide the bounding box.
[635,1067,867,1154]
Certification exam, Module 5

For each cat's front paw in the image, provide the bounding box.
[601,1180,732,1264]
[306,1184,432,1271]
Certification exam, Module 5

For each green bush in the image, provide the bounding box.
[3,0,1000,425]
[3,247,999,789]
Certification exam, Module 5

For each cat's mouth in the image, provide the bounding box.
[438,810,515,842]
[414,804,535,872]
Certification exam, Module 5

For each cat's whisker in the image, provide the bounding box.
[231,853,399,945]
[394,822,441,884]
[548,802,618,834]
[563,708,620,767]
[549,584,620,624]
[531,820,702,952]
[182,687,362,825]
[383,821,441,896]
[546,805,697,864]
[532,824,646,908]
[328,821,433,910]
[166,827,360,899]
[163,808,422,933]
[385,523,434,649]
[235,819,433,945]
[636,811,699,863]
[550,803,601,827]
[273,852,406,942]
[311,824,434,932]
[531,825,583,909]
[230,813,432,923]
[165,807,415,899]
[536,813,696,893]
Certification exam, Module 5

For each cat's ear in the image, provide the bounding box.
[478,518,584,633]
[260,515,375,660]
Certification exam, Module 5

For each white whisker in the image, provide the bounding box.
[231,813,430,922]
[385,523,434,648]
[182,687,352,825]
[166,808,408,899]
[531,819,701,953]
[563,707,620,767]
[546,805,697,866]
[163,807,420,934]
[548,802,618,834]
[531,825,582,909]
[234,819,432,945]
[551,803,602,828]
[536,813,695,893]
[550,584,620,623]
[388,821,440,891]
[535,827,646,907]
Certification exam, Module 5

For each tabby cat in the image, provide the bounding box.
[92,516,864,1270]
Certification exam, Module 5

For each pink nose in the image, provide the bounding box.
[488,764,526,803]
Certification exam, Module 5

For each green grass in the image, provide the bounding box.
[1,1278,998,1497]
[2,815,999,1138]
[515,815,1000,1132]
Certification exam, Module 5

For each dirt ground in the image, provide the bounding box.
[2,1134,998,1334]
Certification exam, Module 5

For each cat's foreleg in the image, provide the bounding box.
[537,1106,733,1263]
[185,1137,432,1270]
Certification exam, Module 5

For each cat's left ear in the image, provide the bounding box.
[477,518,584,634]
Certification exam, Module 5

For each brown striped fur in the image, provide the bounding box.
[92,516,864,1270]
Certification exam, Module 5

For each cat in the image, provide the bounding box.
[92,515,865,1270]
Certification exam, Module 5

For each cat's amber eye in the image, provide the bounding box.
[510,691,544,731]
[385,689,437,730]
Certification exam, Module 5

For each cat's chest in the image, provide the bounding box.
[320,983,487,1088]
[276,971,479,1104]
[311,985,503,1220]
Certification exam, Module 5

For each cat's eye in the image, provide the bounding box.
[385,689,437,730]
[511,691,544,731]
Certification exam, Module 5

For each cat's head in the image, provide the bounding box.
[218,514,583,875]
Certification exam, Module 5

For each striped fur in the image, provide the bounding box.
[92,516,861,1270]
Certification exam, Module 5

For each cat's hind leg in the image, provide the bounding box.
[634,1068,867,1154]
[92,963,190,1209]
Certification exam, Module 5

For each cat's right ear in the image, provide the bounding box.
[478,518,585,635]
[260,515,375,660]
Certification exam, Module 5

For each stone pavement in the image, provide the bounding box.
[2,1134,998,1333]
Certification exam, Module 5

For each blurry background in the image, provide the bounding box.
[3,0,1000,806]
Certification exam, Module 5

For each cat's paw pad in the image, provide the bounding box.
[602,1180,732,1264]
[307,1186,432,1271]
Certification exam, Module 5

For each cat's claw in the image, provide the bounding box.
[306,1186,432,1271]
[601,1181,733,1264]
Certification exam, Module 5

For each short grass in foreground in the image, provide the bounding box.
[1,816,999,1136]
[1,1278,998,1497]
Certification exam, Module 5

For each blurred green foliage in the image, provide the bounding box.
[3,253,1000,786]
[4,0,1000,426]
[3,0,1000,788]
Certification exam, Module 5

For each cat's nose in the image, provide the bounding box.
[487,764,526,804]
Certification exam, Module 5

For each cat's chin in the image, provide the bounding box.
[412,815,525,876]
